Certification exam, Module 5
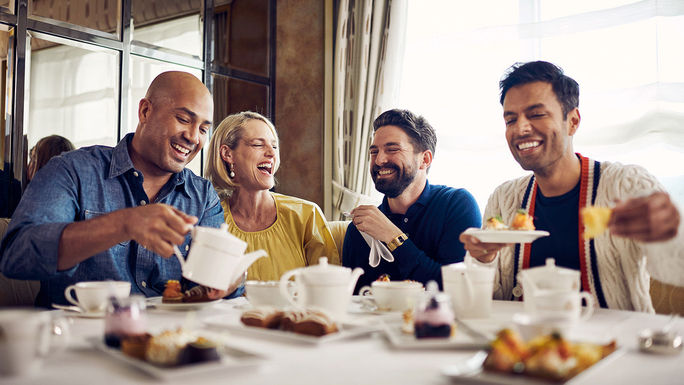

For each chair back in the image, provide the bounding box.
[328,220,351,258]
[0,218,41,307]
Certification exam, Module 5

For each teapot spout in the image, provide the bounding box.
[232,250,268,282]
[348,267,364,293]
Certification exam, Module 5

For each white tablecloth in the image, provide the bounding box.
[2,299,682,385]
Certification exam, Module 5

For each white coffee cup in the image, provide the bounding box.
[64,281,131,313]
[526,289,594,322]
[245,280,293,307]
[442,257,495,319]
[358,281,424,311]
[0,309,69,377]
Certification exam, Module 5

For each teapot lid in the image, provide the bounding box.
[522,258,579,278]
[300,257,353,284]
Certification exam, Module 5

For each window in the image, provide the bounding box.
[0,0,276,217]
[398,0,684,212]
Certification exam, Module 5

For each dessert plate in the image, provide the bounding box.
[442,348,625,384]
[88,336,263,380]
[382,321,491,350]
[202,314,383,345]
[146,297,222,311]
[463,228,550,244]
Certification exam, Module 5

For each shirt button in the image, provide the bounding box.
[140,200,147,206]
[133,171,139,177]
[141,281,147,288]
[185,245,189,251]
[403,218,408,223]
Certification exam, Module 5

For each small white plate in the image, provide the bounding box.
[202,314,383,345]
[442,347,625,384]
[145,297,222,311]
[383,322,490,350]
[88,335,263,380]
[463,228,550,244]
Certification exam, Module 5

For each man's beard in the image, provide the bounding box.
[372,163,417,198]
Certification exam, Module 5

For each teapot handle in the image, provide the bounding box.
[172,245,185,269]
[279,269,301,308]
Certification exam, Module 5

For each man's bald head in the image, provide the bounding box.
[145,71,211,104]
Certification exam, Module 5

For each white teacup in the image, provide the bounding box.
[358,281,424,312]
[245,281,293,307]
[442,258,495,319]
[0,309,69,377]
[526,289,595,322]
[64,281,131,313]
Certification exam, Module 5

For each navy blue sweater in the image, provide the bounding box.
[343,181,481,293]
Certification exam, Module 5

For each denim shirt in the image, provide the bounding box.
[0,133,236,307]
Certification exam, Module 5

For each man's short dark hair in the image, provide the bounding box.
[372,109,436,155]
[499,61,579,118]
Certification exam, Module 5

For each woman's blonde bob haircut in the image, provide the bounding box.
[205,111,280,198]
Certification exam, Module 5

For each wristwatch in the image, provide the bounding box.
[386,233,408,252]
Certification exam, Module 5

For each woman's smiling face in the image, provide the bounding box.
[229,119,279,191]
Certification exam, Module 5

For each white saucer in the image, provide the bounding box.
[52,304,105,318]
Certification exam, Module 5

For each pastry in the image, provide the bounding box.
[145,329,196,366]
[240,308,338,336]
[240,307,284,329]
[581,206,612,239]
[485,215,508,230]
[177,337,220,365]
[401,308,414,334]
[484,329,617,381]
[120,333,151,360]
[376,274,391,282]
[289,310,338,337]
[511,209,535,230]
[182,285,211,303]
[162,280,183,303]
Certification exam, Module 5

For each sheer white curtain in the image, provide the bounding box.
[398,0,684,213]
[332,0,407,220]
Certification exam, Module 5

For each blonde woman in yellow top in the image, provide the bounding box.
[205,111,339,281]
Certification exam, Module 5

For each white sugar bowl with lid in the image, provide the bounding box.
[279,257,364,320]
[517,258,582,313]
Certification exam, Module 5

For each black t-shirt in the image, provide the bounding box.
[529,180,581,271]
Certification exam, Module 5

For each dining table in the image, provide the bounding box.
[2,298,682,385]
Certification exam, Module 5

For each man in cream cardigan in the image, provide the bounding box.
[460,61,683,312]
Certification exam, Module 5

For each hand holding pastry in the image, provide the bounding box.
[609,191,680,242]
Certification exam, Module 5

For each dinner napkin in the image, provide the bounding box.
[360,231,394,268]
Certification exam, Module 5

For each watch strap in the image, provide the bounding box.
[387,233,408,252]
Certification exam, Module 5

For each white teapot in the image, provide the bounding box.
[279,257,363,319]
[174,224,267,290]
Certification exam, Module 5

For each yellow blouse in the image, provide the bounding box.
[221,193,340,281]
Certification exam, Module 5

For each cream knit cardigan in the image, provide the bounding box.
[477,160,684,312]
